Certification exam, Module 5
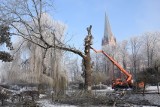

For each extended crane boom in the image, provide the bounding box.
[90,47,133,89]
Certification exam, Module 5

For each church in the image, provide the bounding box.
[102,13,116,48]
[101,13,118,81]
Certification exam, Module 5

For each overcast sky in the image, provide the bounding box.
[53,0,160,49]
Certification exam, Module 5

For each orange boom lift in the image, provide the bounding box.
[90,47,133,89]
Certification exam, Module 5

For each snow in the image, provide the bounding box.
[92,87,114,96]
[37,99,77,107]
[146,86,160,91]
[19,87,37,92]
[92,88,113,93]
[145,86,160,93]
[1,85,160,106]
[39,94,47,98]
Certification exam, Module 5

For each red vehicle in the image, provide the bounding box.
[90,47,133,89]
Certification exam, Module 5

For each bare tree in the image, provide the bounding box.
[91,53,104,73]
[0,0,93,91]
[129,36,142,82]
[143,32,159,68]
[65,56,84,88]
[119,40,129,69]
[153,33,160,69]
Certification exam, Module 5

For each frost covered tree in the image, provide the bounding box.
[119,40,129,70]
[0,0,94,91]
[142,32,160,68]
[129,36,142,81]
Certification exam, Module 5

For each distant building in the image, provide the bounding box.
[101,13,117,81]
[102,13,116,47]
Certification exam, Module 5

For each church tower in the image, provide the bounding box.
[102,13,116,47]
[101,13,117,81]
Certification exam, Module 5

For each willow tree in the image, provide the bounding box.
[0,0,93,91]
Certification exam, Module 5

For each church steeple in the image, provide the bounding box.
[102,13,116,47]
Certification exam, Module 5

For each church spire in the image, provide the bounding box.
[102,13,116,46]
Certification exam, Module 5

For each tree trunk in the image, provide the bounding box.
[1,99,4,106]
[84,51,92,91]
[142,82,146,96]
[83,25,93,91]
[157,82,160,94]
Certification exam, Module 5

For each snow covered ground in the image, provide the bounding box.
[1,85,160,106]
[92,87,114,96]
[37,99,77,107]
[146,86,160,92]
